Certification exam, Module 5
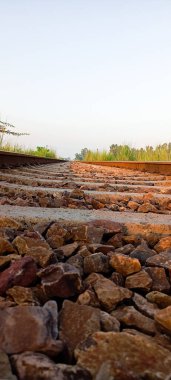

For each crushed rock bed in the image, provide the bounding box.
[0,185,171,214]
[0,216,171,379]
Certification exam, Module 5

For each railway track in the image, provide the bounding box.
[0,150,65,168]
[0,154,171,379]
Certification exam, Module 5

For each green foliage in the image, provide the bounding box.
[85,150,114,161]
[83,143,171,161]
[34,146,57,158]
[75,148,89,160]
[0,143,57,158]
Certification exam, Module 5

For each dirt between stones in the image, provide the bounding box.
[0,162,171,379]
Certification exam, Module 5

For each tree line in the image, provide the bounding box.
[75,143,171,161]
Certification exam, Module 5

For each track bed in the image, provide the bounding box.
[0,161,171,379]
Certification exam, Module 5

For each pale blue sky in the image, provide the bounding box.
[0,0,171,158]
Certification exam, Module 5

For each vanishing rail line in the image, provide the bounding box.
[1,150,171,175]
[0,155,171,379]
[0,156,171,235]
[0,150,66,168]
[84,160,171,175]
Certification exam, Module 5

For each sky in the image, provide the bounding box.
[0,0,171,159]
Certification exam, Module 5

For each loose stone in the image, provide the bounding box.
[12,352,91,380]
[84,253,109,274]
[145,267,170,292]
[0,256,37,296]
[59,300,101,358]
[0,237,17,254]
[133,292,159,318]
[146,291,171,308]
[154,236,171,253]
[0,350,17,380]
[146,251,171,270]
[125,270,152,292]
[38,263,82,298]
[0,301,63,356]
[111,306,156,335]
[75,331,171,379]
[109,253,141,276]
[155,306,171,336]
[92,275,132,311]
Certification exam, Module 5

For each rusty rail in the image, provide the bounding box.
[83,161,171,175]
[0,151,66,168]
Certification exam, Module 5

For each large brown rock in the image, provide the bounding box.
[133,292,159,318]
[122,328,171,352]
[71,225,104,243]
[107,233,123,248]
[0,350,17,380]
[55,242,79,258]
[31,247,56,268]
[46,235,65,249]
[0,301,63,356]
[146,251,171,270]
[67,254,84,276]
[146,291,171,308]
[59,300,101,358]
[115,243,134,255]
[88,243,115,254]
[130,244,156,265]
[0,254,21,270]
[125,270,152,292]
[154,236,171,253]
[88,219,122,234]
[69,189,85,199]
[13,232,52,255]
[0,256,37,296]
[0,217,20,229]
[111,306,156,335]
[75,331,171,379]
[0,238,17,255]
[109,254,141,276]
[46,223,68,245]
[38,263,82,298]
[7,286,39,305]
[13,233,54,267]
[138,202,158,213]
[145,267,170,292]
[0,227,16,241]
[12,352,91,380]
[92,275,132,311]
[127,200,139,210]
[84,253,109,274]
[155,306,171,336]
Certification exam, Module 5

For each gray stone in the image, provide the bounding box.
[0,351,17,380]
[0,301,63,357]
[12,352,91,380]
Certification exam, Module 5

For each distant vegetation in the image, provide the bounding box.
[75,143,171,161]
[75,148,89,160]
[0,119,57,158]
[0,143,57,158]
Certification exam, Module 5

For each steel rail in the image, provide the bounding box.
[82,161,171,175]
[0,151,66,168]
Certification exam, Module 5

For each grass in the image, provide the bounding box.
[0,143,57,158]
[83,143,171,161]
